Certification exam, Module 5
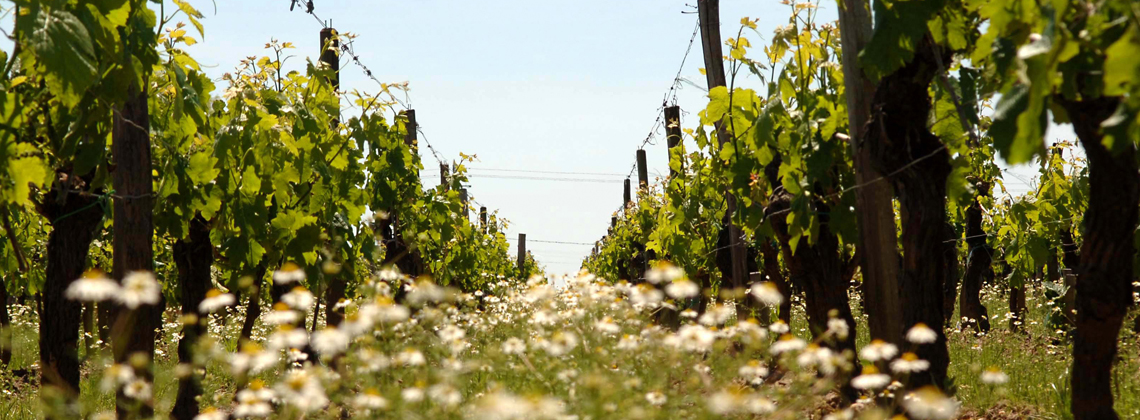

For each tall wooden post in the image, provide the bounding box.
[517,234,527,278]
[319,27,340,128]
[837,0,903,344]
[636,149,649,190]
[440,163,450,191]
[479,206,488,233]
[459,188,469,216]
[665,105,683,178]
[623,179,632,208]
[404,109,418,148]
[112,68,158,418]
[319,28,340,91]
[698,0,749,293]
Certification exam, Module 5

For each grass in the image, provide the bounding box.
[0,278,1137,419]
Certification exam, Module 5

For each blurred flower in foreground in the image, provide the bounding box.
[274,262,306,285]
[906,323,938,344]
[981,367,1009,385]
[65,269,119,302]
[859,339,898,362]
[119,271,161,309]
[851,366,891,390]
[749,282,784,306]
[901,385,958,419]
[199,289,236,313]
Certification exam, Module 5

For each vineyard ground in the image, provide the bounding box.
[1,278,1138,419]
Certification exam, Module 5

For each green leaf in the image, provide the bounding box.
[188,152,220,184]
[989,84,1043,164]
[240,165,261,196]
[3,144,49,208]
[779,77,797,105]
[861,0,945,81]
[1104,26,1140,96]
[19,7,99,107]
[704,86,730,125]
[172,0,205,38]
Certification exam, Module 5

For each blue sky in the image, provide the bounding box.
[2,0,1066,275]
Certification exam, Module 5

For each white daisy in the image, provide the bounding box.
[199,289,236,313]
[118,271,161,309]
[980,367,1009,385]
[501,337,526,355]
[665,279,700,299]
[902,386,959,419]
[273,262,306,285]
[749,282,784,306]
[906,323,938,344]
[770,334,807,355]
[122,378,152,401]
[311,327,350,356]
[282,287,315,312]
[645,391,667,406]
[65,269,120,302]
[851,366,891,390]
[890,352,931,374]
[859,339,899,362]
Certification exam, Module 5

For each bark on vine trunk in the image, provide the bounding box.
[1061,96,1137,420]
[941,223,959,323]
[960,182,992,332]
[240,262,268,341]
[1,275,10,367]
[172,215,213,420]
[38,190,104,401]
[767,189,860,399]
[324,269,346,327]
[760,240,791,324]
[864,37,952,390]
[1009,279,1027,332]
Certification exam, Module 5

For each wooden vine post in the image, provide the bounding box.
[404,109,418,148]
[317,26,348,334]
[697,0,749,294]
[479,206,488,233]
[664,105,683,178]
[112,42,158,419]
[440,163,450,190]
[623,179,632,207]
[836,0,903,344]
[460,188,469,217]
[636,149,649,190]
[517,234,527,278]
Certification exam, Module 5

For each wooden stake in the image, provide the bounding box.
[698,0,749,294]
[404,109,418,148]
[460,188,469,216]
[637,149,649,190]
[517,234,527,278]
[440,163,450,190]
[837,0,903,344]
[319,28,340,91]
[623,179,632,207]
[319,27,340,127]
[479,206,488,233]
[665,106,683,178]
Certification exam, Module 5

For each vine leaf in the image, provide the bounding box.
[860,0,945,81]
[18,7,98,107]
